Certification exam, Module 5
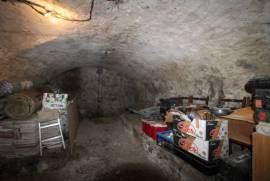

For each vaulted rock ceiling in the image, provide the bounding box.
[0,0,270,108]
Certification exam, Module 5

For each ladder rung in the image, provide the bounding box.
[41,136,62,142]
[42,141,63,147]
[39,117,65,156]
[40,123,60,129]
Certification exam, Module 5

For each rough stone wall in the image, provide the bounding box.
[52,67,137,116]
[0,0,270,112]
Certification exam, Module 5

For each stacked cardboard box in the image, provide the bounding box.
[172,111,229,162]
[141,119,168,140]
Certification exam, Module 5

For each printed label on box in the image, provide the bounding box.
[173,119,228,140]
[174,133,229,161]
[42,93,68,110]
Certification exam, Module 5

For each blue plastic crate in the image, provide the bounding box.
[157,130,174,144]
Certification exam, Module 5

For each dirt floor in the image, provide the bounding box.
[1,114,212,181]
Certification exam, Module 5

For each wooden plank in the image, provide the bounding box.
[68,98,79,153]
[253,133,270,181]
[228,118,255,145]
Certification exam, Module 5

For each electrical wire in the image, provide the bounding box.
[3,0,95,22]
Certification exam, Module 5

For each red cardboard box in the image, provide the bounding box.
[174,131,229,162]
[150,123,168,140]
[141,119,168,140]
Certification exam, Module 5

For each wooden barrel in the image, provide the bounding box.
[4,90,42,120]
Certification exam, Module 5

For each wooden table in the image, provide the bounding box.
[218,107,256,147]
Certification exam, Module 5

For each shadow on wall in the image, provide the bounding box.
[15,32,258,114]
[16,35,159,117]
[17,35,108,82]
[16,34,229,115]
[51,66,138,118]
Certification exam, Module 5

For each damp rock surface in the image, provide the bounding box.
[1,0,270,111]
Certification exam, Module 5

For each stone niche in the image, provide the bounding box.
[51,66,138,117]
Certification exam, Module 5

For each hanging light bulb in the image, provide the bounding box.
[49,0,57,24]
[50,16,58,24]
[44,11,58,24]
